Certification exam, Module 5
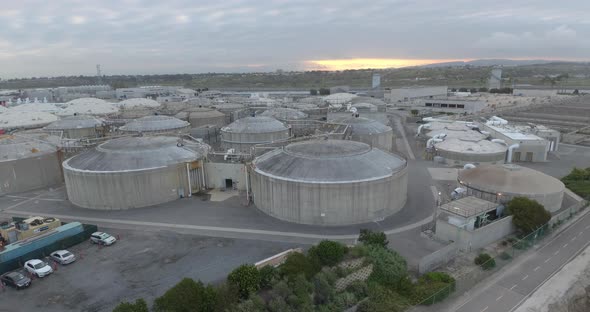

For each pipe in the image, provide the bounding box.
[491,139,507,146]
[463,163,476,169]
[427,138,443,148]
[416,124,426,137]
[201,161,206,189]
[506,143,520,163]
[186,163,192,197]
[245,164,250,201]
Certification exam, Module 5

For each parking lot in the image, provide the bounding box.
[0,227,297,312]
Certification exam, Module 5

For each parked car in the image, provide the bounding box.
[1,271,32,289]
[90,232,117,246]
[50,250,76,265]
[24,259,53,278]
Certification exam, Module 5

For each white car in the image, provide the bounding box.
[24,259,53,278]
[90,232,117,246]
[50,250,76,265]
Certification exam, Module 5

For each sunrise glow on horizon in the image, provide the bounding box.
[306,58,470,70]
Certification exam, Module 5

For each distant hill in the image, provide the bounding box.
[420,59,576,68]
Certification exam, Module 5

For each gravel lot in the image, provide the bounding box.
[0,228,297,312]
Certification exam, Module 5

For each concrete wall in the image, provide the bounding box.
[221,128,291,153]
[464,186,564,213]
[351,130,395,152]
[189,115,226,128]
[204,162,247,191]
[513,88,558,97]
[250,166,408,225]
[0,152,63,196]
[418,242,459,274]
[436,216,515,252]
[436,150,505,166]
[64,164,191,210]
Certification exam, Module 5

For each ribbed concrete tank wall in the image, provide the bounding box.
[435,139,507,165]
[251,140,408,225]
[0,133,63,195]
[119,115,190,134]
[221,116,291,153]
[175,108,226,128]
[458,164,565,212]
[63,136,208,210]
[44,115,104,139]
[260,108,309,137]
[335,116,395,152]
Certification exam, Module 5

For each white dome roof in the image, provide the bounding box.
[0,111,59,130]
[10,103,62,113]
[60,98,118,116]
[118,98,161,109]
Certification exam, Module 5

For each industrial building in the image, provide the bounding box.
[0,111,59,130]
[482,118,550,162]
[458,164,565,212]
[119,115,190,134]
[433,138,508,165]
[220,116,291,153]
[44,115,105,139]
[0,133,62,195]
[250,140,408,225]
[416,98,486,114]
[386,86,448,103]
[175,107,227,129]
[63,136,209,210]
[334,116,395,152]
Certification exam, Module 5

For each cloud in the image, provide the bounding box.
[69,15,87,25]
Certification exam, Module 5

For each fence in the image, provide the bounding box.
[418,242,459,274]
[0,223,97,275]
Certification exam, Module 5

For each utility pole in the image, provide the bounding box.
[96,64,102,85]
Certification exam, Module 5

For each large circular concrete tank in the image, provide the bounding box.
[63,136,209,210]
[261,108,309,137]
[251,139,408,225]
[0,133,62,195]
[220,116,291,153]
[60,98,119,116]
[458,164,565,212]
[335,116,394,152]
[175,107,226,128]
[0,111,59,130]
[119,115,190,134]
[434,138,507,165]
[44,115,105,139]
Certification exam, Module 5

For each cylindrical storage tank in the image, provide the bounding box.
[59,98,119,116]
[175,107,226,128]
[119,115,190,134]
[335,116,395,152]
[220,116,291,153]
[458,164,565,212]
[0,111,59,131]
[434,139,507,166]
[350,103,378,113]
[44,115,105,139]
[260,108,309,137]
[63,136,208,209]
[211,103,246,123]
[251,140,408,225]
[0,133,63,195]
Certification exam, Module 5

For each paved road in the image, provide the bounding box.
[453,210,590,312]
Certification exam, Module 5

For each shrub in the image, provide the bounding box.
[357,284,411,312]
[348,244,369,258]
[313,272,335,305]
[258,265,278,289]
[228,295,266,312]
[367,246,408,289]
[506,197,551,234]
[358,229,389,248]
[228,264,261,299]
[345,280,369,300]
[280,252,319,280]
[308,240,347,267]
[412,273,455,305]
[474,253,496,270]
[153,278,217,312]
[112,299,149,312]
[288,275,313,311]
[332,292,358,310]
[500,252,512,260]
[334,266,347,278]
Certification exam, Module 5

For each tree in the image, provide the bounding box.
[280,252,319,280]
[469,88,477,93]
[458,87,468,92]
[450,88,457,92]
[367,246,408,289]
[410,109,419,116]
[258,265,278,289]
[411,272,455,305]
[319,88,330,95]
[153,278,217,312]
[310,89,318,96]
[478,87,488,92]
[358,229,389,248]
[308,240,347,267]
[228,264,261,299]
[474,253,495,270]
[112,299,149,312]
[573,89,579,95]
[357,284,411,312]
[506,197,551,234]
[562,167,590,199]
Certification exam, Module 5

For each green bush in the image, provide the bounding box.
[562,167,590,199]
[228,295,266,312]
[308,240,347,267]
[280,252,319,280]
[112,299,149,312]
[500,252,512,260]
[227,264,261,299]
[506,197,551,234]
[411,272,455,305]
[153,278,217,312]
[334,266,347,278]
[258,265,278,289]
[345,280,369,300]
[313,272,335,305]
[356,284,411,312]
[348,244,368,258]
[366,246,408,289]
[358,229,389,248]
[474,253,496,270]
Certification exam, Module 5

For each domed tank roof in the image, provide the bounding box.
[119,115,189,132]
[0,111,59,130]
[222,116,288,134]
[10,103,62,113]
[260,108,308,120]
[118,98,160,110]
[60,98,118,116]
[64,136,206,172]
[435,138,507,155]
[253,139,406,183]
[0,133,59,161]
[45,115,104,130]
[458,164,565,195]
[334,116,392,135]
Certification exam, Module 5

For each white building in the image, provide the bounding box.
[386,86,447,103]
[482,118,552,162]
[417,98,486,114]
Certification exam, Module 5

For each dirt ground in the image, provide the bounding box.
[0,228,296,312]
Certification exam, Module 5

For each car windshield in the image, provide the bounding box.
[33,263,46,269]
[10,273,24,280]
[62,252,73,257]
[99,233,111,239]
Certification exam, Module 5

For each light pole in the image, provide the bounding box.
[432,191,442,232]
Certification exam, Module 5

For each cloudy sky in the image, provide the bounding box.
[1,0,589,78]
